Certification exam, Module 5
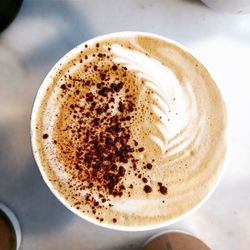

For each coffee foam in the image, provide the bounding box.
[31,33,228,229]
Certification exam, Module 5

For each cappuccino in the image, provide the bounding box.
[31,32,228,230]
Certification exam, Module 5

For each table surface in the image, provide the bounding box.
[0,0,250,249]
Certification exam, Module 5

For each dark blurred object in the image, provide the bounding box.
[0,203,21,250]
[0,0,23,32]
[0,209,17,250]
[143,231,211,250]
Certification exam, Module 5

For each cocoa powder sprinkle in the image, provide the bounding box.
[52,45,164,219]
[159,186,168,195]
[60,84,67,90]
[112,65,118,71]
[138,147,144,152]
[146,163,152,170]
[62,61,138,201]
[144,185,152,193]
[43,134,48,139]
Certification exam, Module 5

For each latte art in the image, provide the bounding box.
[31,33,228,229]
[111,44,197,155]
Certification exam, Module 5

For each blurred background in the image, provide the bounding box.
[0,0,250,249]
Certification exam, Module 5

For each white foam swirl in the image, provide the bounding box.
[111,44,199,157]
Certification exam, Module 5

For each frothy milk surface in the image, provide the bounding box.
[31,33,228,229]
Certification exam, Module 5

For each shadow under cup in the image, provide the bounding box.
[30,32,229,231]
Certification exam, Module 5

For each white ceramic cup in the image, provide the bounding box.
[31,32,229,231]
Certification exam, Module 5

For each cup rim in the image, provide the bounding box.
[141,229,211,249]
[30,31,230,231]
